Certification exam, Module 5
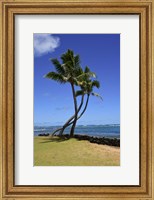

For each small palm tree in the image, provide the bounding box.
[61,76,102,130]
[74,67,102,122]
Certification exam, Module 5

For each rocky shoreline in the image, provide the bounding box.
[38,133,50,136]
[38,133,120,147]
[65,134,120,147]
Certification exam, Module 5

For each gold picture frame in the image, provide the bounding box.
[0,0,154,199]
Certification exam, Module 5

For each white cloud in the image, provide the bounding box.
[34,34,60,56]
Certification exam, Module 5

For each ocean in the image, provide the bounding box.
[34,124,120,139]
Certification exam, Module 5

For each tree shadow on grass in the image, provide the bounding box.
[40,136,69,143]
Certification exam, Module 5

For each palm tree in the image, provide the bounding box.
[69,73,102,123]
[61,78,102,133]
[69,66,100,137]
[75,77,102,121]
[45,49,84,137]
[45,49,102,138]
[51,67,102,136]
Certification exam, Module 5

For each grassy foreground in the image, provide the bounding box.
[34,136,120,166]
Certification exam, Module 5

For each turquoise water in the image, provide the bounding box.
[34,124,120,139]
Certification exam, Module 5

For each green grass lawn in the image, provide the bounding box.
[34,136,120,166]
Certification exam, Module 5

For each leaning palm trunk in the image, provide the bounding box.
[52,94,89,136]
[52,94,84,136]
[65,94,90,127]
[77,94,90,120]
[69,83,78,138]
[58,94,84,136]
[70,118,77,137]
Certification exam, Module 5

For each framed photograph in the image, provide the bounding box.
[0,0,154,199]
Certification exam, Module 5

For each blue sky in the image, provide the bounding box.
[34,34,120,126]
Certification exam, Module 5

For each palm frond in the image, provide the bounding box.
[92,80,100,88]
[74,55,80,67]
[73,78,83,86]
[63,75,71,82]
[84,66,97,78]
[84,66,90,73]
[68,50,75,67]
[77,71,96,81]
[50,58,65,75]
[44,72,66,84]
[76,73,88,81]
[68,49,74,57]
[75,90,84,97]
[61,49,73,64]
[91,92,103,101]
[88,72,96,78]
[74,66,83,77]
[61,53,69,63]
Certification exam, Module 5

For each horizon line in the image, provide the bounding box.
[34,123,120,126]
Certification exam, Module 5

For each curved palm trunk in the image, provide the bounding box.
[63,94,90,136]
[77,94,90,120]
[68,94,90,126]
[59,94,84,136]
[53,94,90,136]
[52,127,63,136]
[52,94,84,136]
[69,83,78,138]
